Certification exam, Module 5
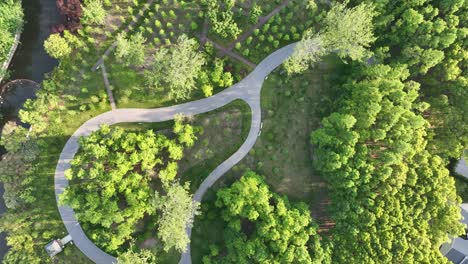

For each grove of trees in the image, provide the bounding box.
[362,0,467,161]
[204,171,328,263]
[61,122,199,253]
[311,63,465,262]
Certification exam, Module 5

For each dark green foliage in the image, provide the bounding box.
[201,0,241,39]
[311,63,464,263]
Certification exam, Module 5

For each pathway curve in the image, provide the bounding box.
[456,158,468,180]
[54,43,296,263]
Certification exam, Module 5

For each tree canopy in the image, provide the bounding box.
[361,0,467,160]
[205,171,328,264]
[0,0,23,75]
[117,247,157,264]
[285,1,376,74]
[145,35,206,101]
[81,0,106,25]
[61,123,196,252]
[154,182,200,253]
[44,33,71,59]
[310,63,465,263]
[115,32,146,66]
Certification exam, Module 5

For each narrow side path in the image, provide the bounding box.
[207,38,257,68]
[100,62,116,110]
[54,43,296,264]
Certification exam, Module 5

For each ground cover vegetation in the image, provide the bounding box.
[0,0,23,79]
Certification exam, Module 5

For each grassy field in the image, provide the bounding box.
[190,56,343,262]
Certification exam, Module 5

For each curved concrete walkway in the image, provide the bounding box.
[54,43,296,263]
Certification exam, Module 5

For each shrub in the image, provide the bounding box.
[202,84,213,97]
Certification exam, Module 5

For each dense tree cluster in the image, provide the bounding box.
[44,30,84,59]
[359,0,467,160]
[0,0,23,78]
[205,171,328,264]
[311,63,465,262]
[0,122,37,210]
[81,0,106,26]
[145,35,206,101]
[117,246,157,264]
[61,122,198,252]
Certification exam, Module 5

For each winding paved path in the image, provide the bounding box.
[54,43,296,263]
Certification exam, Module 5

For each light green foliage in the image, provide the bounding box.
[82,0,107,25]
[249,4,262,23]
[145,35,205,101]
[60,124,189,252]
[208,171,328,263]
[202,84,213,97]
[286,1,376,74]
[115,32,146,66]
[174,115,197,147]
[320,1,376,61]
[155,182,200,253]
[0,0,23,68]
[284,37,326,75]
[0,122,38,210]
[311,64,464,263]
[0,121,28,153]
[117,247,157,264]
[44,33,71,59]
[201,0,241,39]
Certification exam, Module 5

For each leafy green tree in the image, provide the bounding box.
[115,32,146,66]
[81,0,106,25]
[285,1,376,74]
[0,121,28,153]
[155,182,200,253]
[44,33,71,59]
[61,124,189,252]
[207,171,329,263]
[145,35,205,101]
[117,247,156,264]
